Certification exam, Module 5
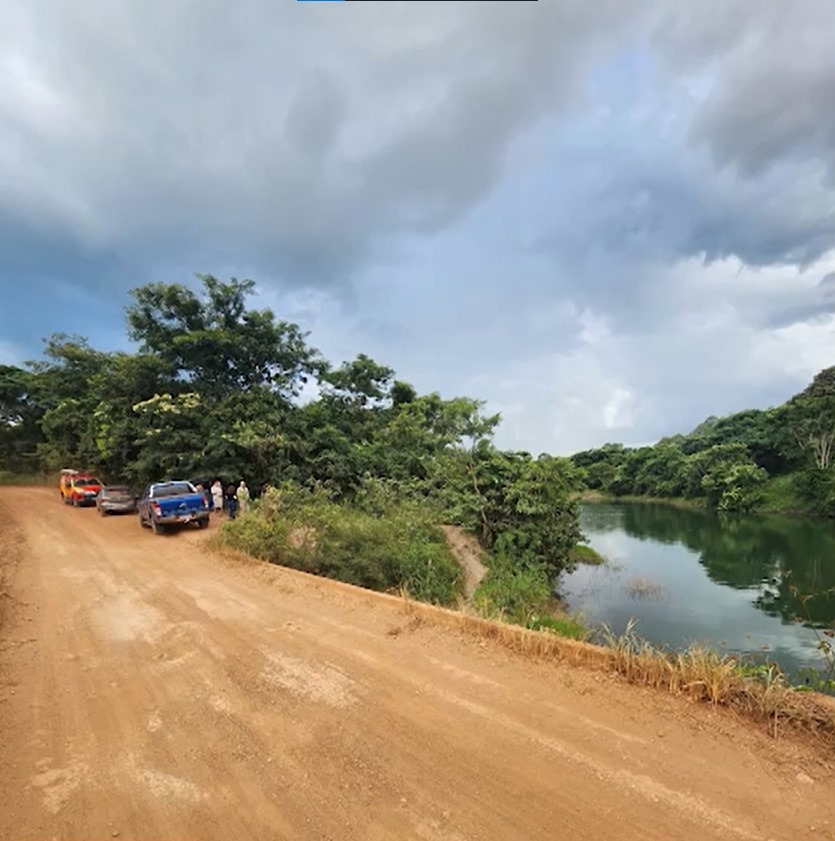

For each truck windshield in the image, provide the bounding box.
[75,478,101,487]
[152,483,196,498]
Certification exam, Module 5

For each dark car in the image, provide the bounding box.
[97,485,137,516]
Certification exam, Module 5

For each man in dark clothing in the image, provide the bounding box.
[225,484,238,520]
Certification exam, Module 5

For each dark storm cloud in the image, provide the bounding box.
[0,0,645,290]
[3,0,835,454]
[677,1,835,180]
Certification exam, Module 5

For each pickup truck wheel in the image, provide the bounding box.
[197,517,208,530]
[138,513,149,529]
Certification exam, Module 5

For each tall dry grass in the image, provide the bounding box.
[400,591,835,745]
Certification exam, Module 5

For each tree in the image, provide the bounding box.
[795,366,835,400]
[701,462,767,513]
[785,397,835,470]
[127,275,321,399]
[0,365,42,471]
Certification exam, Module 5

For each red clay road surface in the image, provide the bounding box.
[1,487,833,841]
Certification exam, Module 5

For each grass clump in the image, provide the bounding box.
[623,575,668,601]
[527,613,589,641]
[569,543,606,566]
[214,483,462,606]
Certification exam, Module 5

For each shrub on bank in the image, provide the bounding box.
[472,554,588,640]
[215,484,462,606]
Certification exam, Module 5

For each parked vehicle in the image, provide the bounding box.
[137,481,210,534]
[60,470,103,507]
[59,468,78,500]
[97,485,137,516]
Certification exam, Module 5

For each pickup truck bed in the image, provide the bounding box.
[138,482,210,534]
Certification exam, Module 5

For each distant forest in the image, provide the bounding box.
[570,367,835,515]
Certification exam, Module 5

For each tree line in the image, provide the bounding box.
[0,274,584,595]
[571,368,835,514]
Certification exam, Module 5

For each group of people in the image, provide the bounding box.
[194,480,250,520]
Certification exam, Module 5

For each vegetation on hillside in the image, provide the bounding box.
[571,367,835,515]
[0,274,586,611]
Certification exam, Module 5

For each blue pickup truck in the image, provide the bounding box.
[137,481,210,534]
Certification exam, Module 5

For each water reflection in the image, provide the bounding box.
[564,503,835,677]
[614,503,835,628]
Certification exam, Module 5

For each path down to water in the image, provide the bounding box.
[440,523,487,600]
[1,487,833,841]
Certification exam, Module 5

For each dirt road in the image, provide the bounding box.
[1,488,833,841]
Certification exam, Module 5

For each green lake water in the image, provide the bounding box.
[563,502,835,680]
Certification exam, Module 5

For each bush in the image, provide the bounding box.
[569,543,606,566]
[216,484,462,605]
[473,556,551,626]
[792,469,835,516]
[527,613,589,641]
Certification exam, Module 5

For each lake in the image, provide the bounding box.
[562,502,835,681]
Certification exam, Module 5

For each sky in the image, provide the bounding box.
[2,0,834,454]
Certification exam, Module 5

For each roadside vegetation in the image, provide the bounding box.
[0,274,586,620]
[570,367,835,517]
[213,482,463,605]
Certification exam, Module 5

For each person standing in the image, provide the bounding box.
[211,480,224,514]
[237,480,250,515]
[225,483,238,520]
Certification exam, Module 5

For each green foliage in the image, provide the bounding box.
[216,485,462,605]
[126,275,321,398]
[474,556,552,626]
[790,469,835,517]
[526,613,589,641]
[0,365,42,471]
[569,543,606,566]
[702,461,767,512]
[442,450,583,575]
[570,373,835,515]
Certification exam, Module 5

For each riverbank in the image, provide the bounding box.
[578,472,832,519]
[215,492,835,731]
[214,540,835,746]
[577,490,704,510]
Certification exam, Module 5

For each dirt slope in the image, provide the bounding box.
[440,524,487,600]
[0,487,833,841]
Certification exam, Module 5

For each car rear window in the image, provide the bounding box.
[152,483,196,498]
[103,487,131,497]
[75,478,102,487]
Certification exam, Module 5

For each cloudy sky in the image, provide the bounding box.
[2,0,834,454]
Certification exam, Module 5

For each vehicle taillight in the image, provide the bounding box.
[202,497,208,509]
[152,503,162,516]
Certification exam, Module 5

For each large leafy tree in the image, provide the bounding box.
[0,365,43,471]
[126,274,321,398]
